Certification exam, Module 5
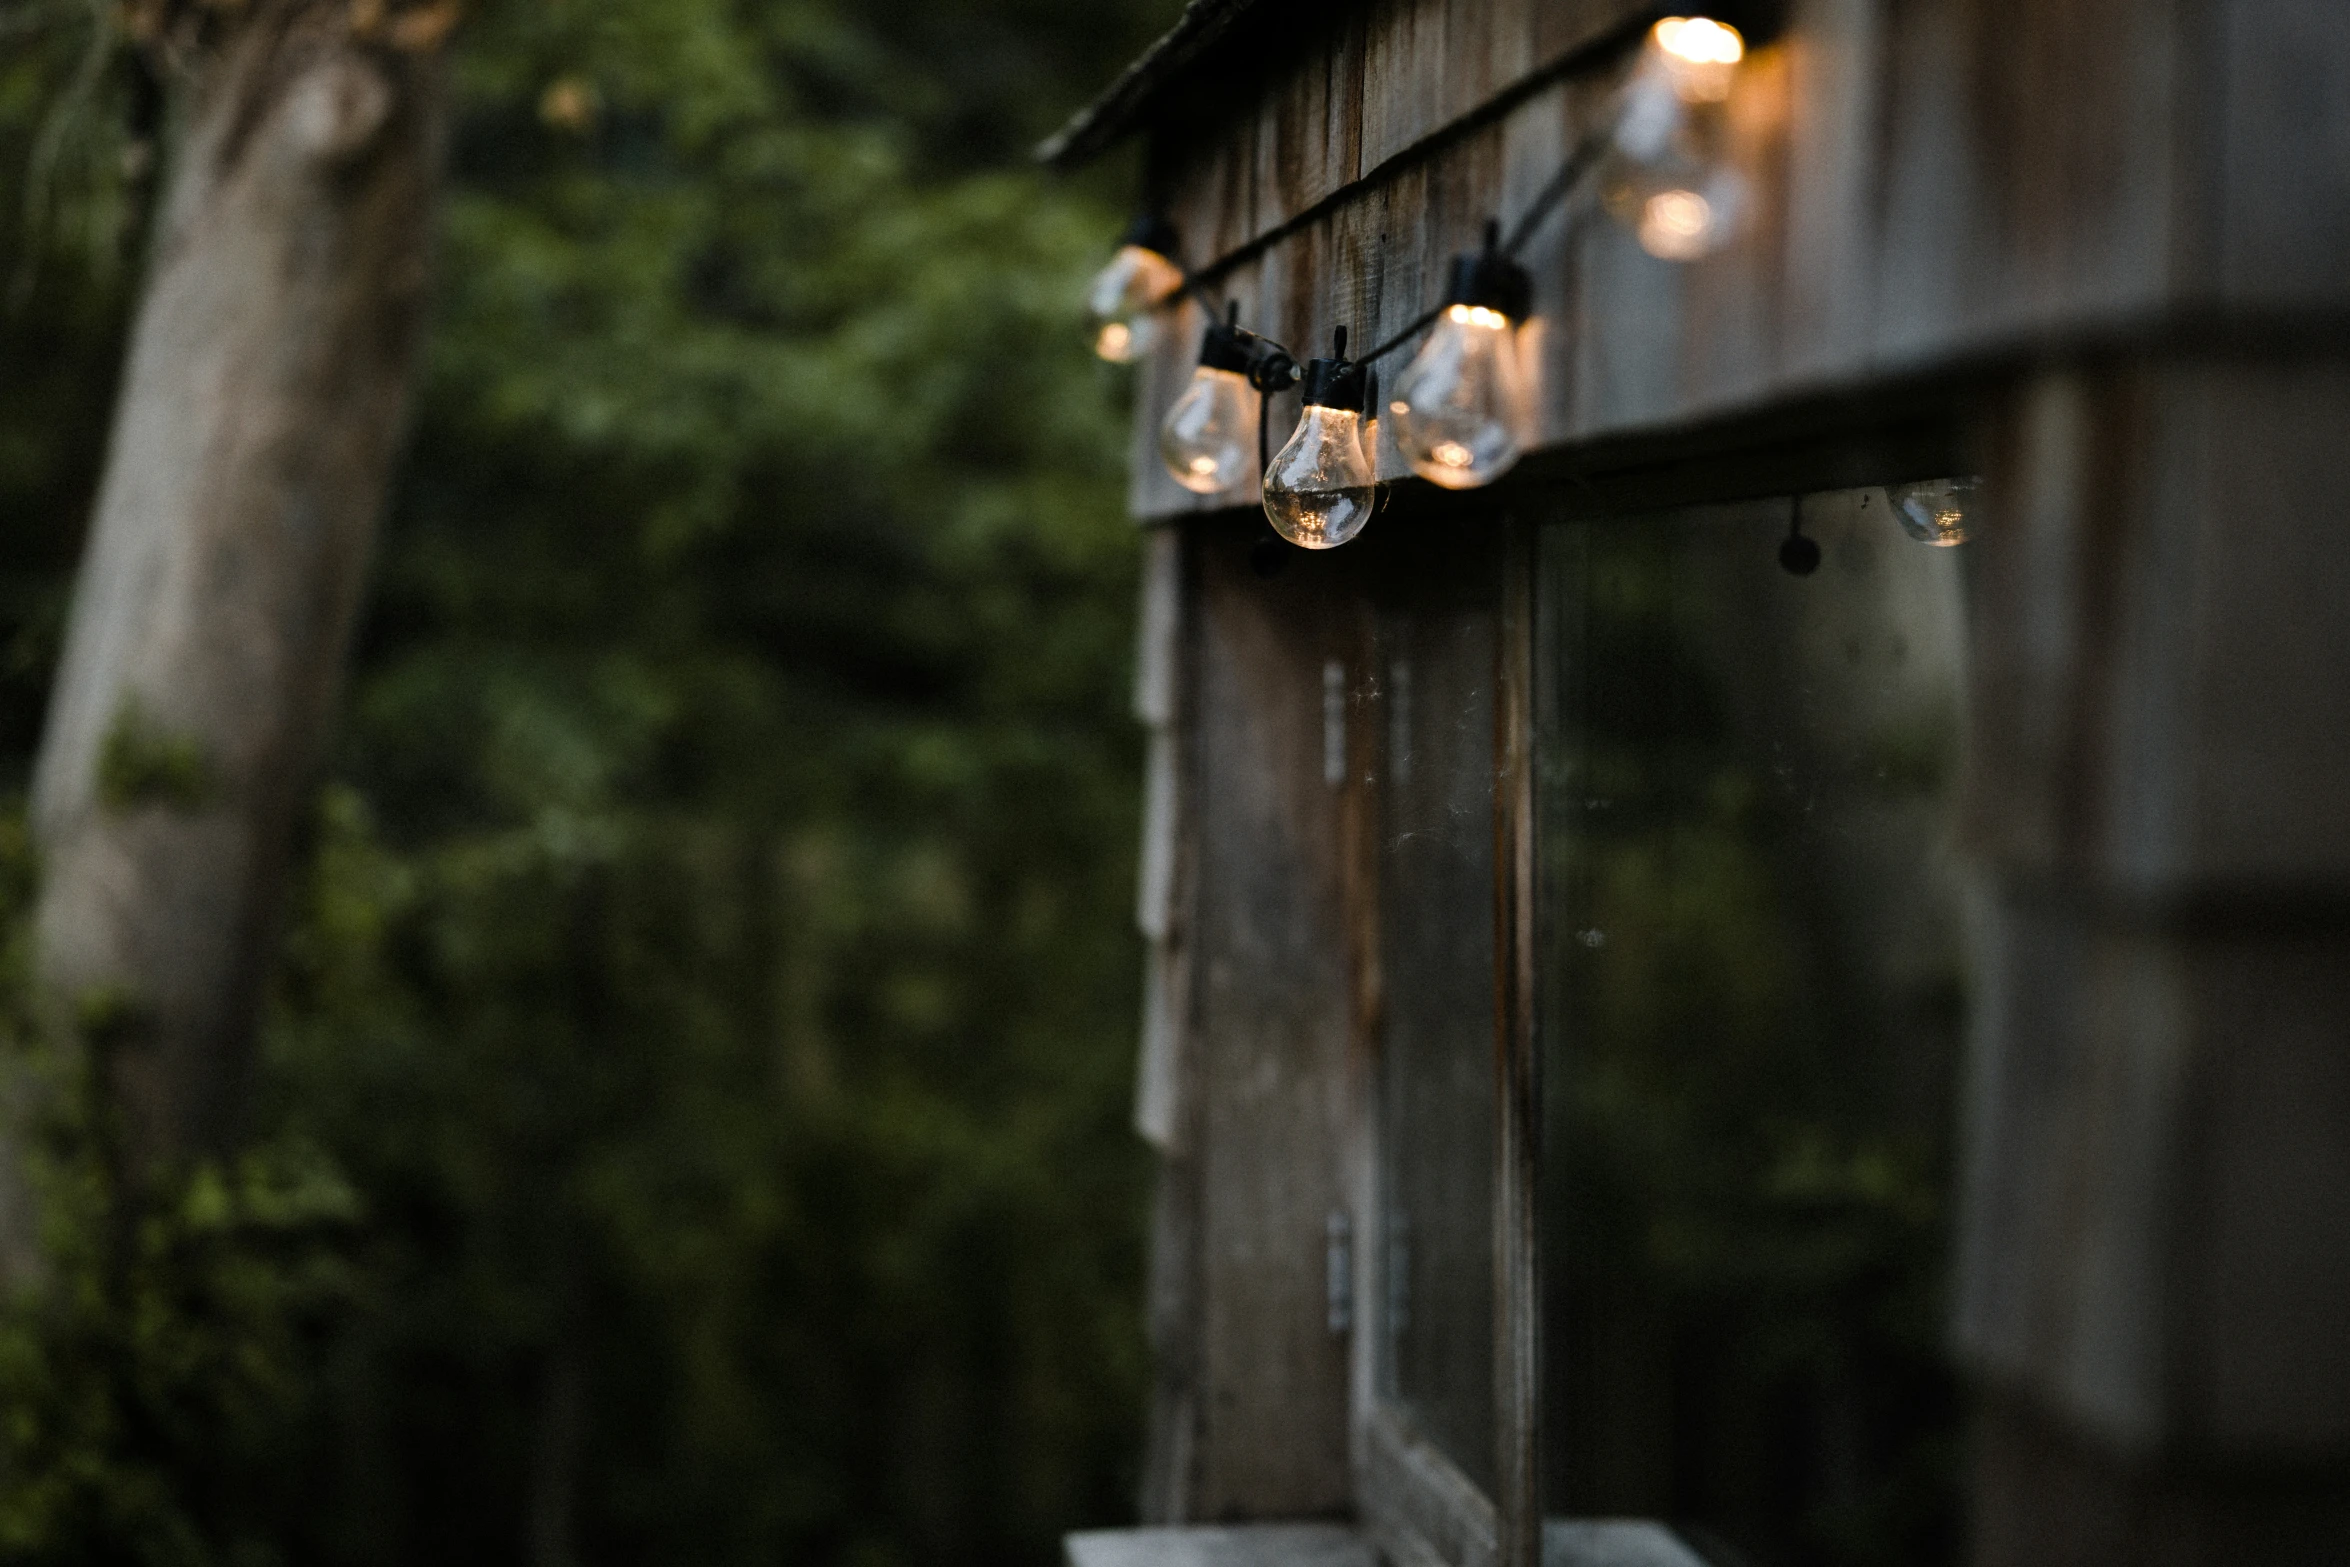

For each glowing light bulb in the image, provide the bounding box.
[1886,476,1977,546]
[1087,218,1186,364]
[1265,406,1376,549]
[1652,16,1743,101]
[1160,309,1267,495]
[1601,15,1751,261]
[1159,366,1256,495]
[1264,338,1376,549]
[1389,237,1534,489]
[1638,188,1717,258]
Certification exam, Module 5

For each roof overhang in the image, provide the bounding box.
[1034,0,1271,170]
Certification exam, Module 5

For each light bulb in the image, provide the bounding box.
[1160,311,1265,495]
[1160,366,1256,495]
[1087,220,1186,364]
[1886,477,1977,546]
[1265,405,1376,549]
[1602,15,1751,261]
[1390,304,1531,490]
[1651,16,1743,102]
[1625,170,1750,259]
[1264,339,1376,549]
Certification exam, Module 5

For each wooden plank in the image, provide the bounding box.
[1951,359,2350,1491]
[1491,526,1540,1567]
[1962,362,2350,895]
[1361,1404,1501,1567]
[1134,932,1186,1149]
[2111,364,2350,890]
[1139,1136,1206,1522]
[1951,911,2350,1460]
[1968,1386,2350,1567]
[1771,0,1880,378]
[2217,0,2350,306]
[1189,517,1358,1517]
[1135,524,1185,728]
[1133,525,1191,1150]
[1153,0,1646,260]
[1340,583,1386,1493]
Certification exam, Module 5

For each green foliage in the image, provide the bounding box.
[0,1134,364,1567]
[0,0,1177,1561]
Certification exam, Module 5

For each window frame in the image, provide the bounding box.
[1341,404,1975,1567]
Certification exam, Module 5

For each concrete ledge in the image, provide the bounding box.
[1543,1520,1717,1567]
[1064,1519,1721,1567]
[1066,1525,1374,1567]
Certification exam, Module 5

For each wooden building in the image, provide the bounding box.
[1050,3,2350,1565]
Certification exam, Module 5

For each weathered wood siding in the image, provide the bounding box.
[1125,0,2350,519]
[1950,360,2350,1563]
[1150,522,1361,1520]
[1113,0,2350,1560]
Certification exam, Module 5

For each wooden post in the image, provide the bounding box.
[1147,519,1357,1521]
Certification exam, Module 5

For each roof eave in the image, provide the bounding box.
[1034,0,1270,170]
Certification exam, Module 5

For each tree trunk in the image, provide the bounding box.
[18,2,445,1200]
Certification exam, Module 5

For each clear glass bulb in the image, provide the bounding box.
[1388,304,1531,489]
[1087,244,1186,363]
[1159,366,1256,495]
[1263,406,1376,550]
[1601,16,1750,261]
[1606,164,1751,260]
[1651,16,1744,102]
[1886,476,1976,546]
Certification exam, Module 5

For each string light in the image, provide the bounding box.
[1388,224,1534,489]
[1652,16,1744,98]
[1263,329,1377,550]
[1601,16,1751,260]
[1082,12,1765,542]
[1886,477,1977,546]
[1159,307,1262,495]
[1087,216,1186,363]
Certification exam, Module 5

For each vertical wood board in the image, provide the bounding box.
[1190,525,1359,1517]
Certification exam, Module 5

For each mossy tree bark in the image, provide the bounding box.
[13,0,448,1235]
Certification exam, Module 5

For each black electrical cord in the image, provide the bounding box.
[1353,122,1613,370]
[1498,124,1613,257]
[1127,103,1616,463]
[1258,375,1271,480]
[1357,302,1448,369]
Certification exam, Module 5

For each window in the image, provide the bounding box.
[1351,482,1974,1567]
[1375,527,1504,1495]
[1533,490,1971,1565]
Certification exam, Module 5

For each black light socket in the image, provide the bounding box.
[1197,318,1256,375]
[1121,214,1180,258]
[1302,356,1368,411]
[1690,0,1788,51]
[1196,304,1299,388]
[1447,219,1533,320]
[1446,248,1532,321]
[1301,325,1368,411]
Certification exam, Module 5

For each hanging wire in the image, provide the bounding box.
[1498,123,1613,257]
[1142,114,1616,379]
[1357,302,1448,369]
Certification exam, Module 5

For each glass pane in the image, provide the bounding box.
[1378,589,1498,1494]
[1537,489,1971,1567]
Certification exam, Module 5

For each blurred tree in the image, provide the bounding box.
[16,0,450,1226]
[0,0,1176,1561]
